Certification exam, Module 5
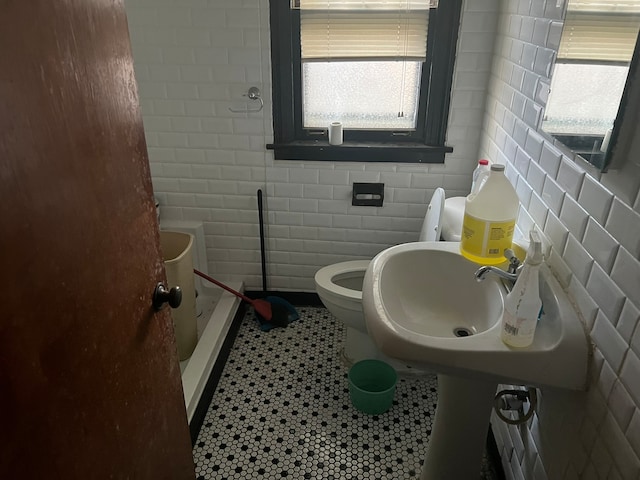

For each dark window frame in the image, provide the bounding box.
[267,0,462,163]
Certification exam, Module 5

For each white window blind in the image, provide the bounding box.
[295,0,437,61]
[558,0,640,62]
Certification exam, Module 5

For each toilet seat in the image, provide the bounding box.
[314,260,370,301]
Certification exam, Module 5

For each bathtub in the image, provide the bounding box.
[160,220,243,423]
[180,284,242,423]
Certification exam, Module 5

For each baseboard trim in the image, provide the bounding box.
[244,291,323,307]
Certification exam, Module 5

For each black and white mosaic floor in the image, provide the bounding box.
[193,306,500,479]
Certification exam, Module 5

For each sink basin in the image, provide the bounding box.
[362,241,589,479]
[377,246,503,338]
[363,241,589,390]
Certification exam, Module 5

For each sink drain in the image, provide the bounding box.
[453,327,473,337]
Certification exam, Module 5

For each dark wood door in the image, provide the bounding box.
[0,1,195,478]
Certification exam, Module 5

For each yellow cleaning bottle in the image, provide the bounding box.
[460,164,519,265]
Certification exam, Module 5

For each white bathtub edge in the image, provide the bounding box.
[182,281,244,423]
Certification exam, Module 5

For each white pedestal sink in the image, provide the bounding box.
[362,242,589,480]
[418,375,496,479]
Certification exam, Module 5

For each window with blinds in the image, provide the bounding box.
[266,0,460,162]
[296,0,435,61]
[294,0,437,130]
[558,0,640,62]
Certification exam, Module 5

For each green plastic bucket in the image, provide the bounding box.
[348,359,398,415]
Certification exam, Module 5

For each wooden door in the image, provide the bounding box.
[0,1,195,478]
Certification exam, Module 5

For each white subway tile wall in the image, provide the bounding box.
[125,0,500,291]
[479,0,640,478]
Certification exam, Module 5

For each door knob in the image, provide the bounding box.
[152,283,182,310]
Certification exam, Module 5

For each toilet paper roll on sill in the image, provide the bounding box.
[328,122,343,145]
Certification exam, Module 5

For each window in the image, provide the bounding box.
[267,0,462,162]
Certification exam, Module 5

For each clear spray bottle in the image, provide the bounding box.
[500,231,543,348]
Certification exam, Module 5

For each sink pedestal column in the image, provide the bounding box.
[420,374,497,480]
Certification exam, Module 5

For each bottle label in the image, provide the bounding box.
[501,309,536,343]
[503,321,519,336]
[460,213,515,259]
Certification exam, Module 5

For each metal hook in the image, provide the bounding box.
[228,86,264,113]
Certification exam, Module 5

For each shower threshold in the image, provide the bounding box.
[179,282,242,424]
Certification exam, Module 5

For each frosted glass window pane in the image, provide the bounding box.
[542,63,628,135]
[302,61,422,129]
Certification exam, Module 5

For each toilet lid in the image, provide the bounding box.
[419,187,445,242]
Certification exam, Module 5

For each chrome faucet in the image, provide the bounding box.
[475,248,523,285]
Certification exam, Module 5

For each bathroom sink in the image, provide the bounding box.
[363,241,589,478]
[362,241,589,390]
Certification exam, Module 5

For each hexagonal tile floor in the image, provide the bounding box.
[192,306,500,479]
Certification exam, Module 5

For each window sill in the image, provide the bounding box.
[266,140,452,163]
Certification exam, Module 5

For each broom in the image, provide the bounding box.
[253,189,300,330]
[194,269,290,327]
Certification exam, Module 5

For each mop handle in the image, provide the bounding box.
[194,269,253,303]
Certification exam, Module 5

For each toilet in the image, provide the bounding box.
[315,188,459,371]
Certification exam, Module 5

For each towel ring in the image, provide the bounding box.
[228,86,264,113]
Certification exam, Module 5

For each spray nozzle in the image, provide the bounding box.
[526,231,543,265]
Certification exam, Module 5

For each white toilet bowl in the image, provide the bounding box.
[315,188,456,370]
[314,260,380,364]
[314,260,368,332]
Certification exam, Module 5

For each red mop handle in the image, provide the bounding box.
[194,269,253,303]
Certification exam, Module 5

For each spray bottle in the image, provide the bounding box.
[500,231,543,348]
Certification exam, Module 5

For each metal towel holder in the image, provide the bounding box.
[228,86,264,113]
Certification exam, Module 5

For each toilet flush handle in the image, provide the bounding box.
[152,283,182,310]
